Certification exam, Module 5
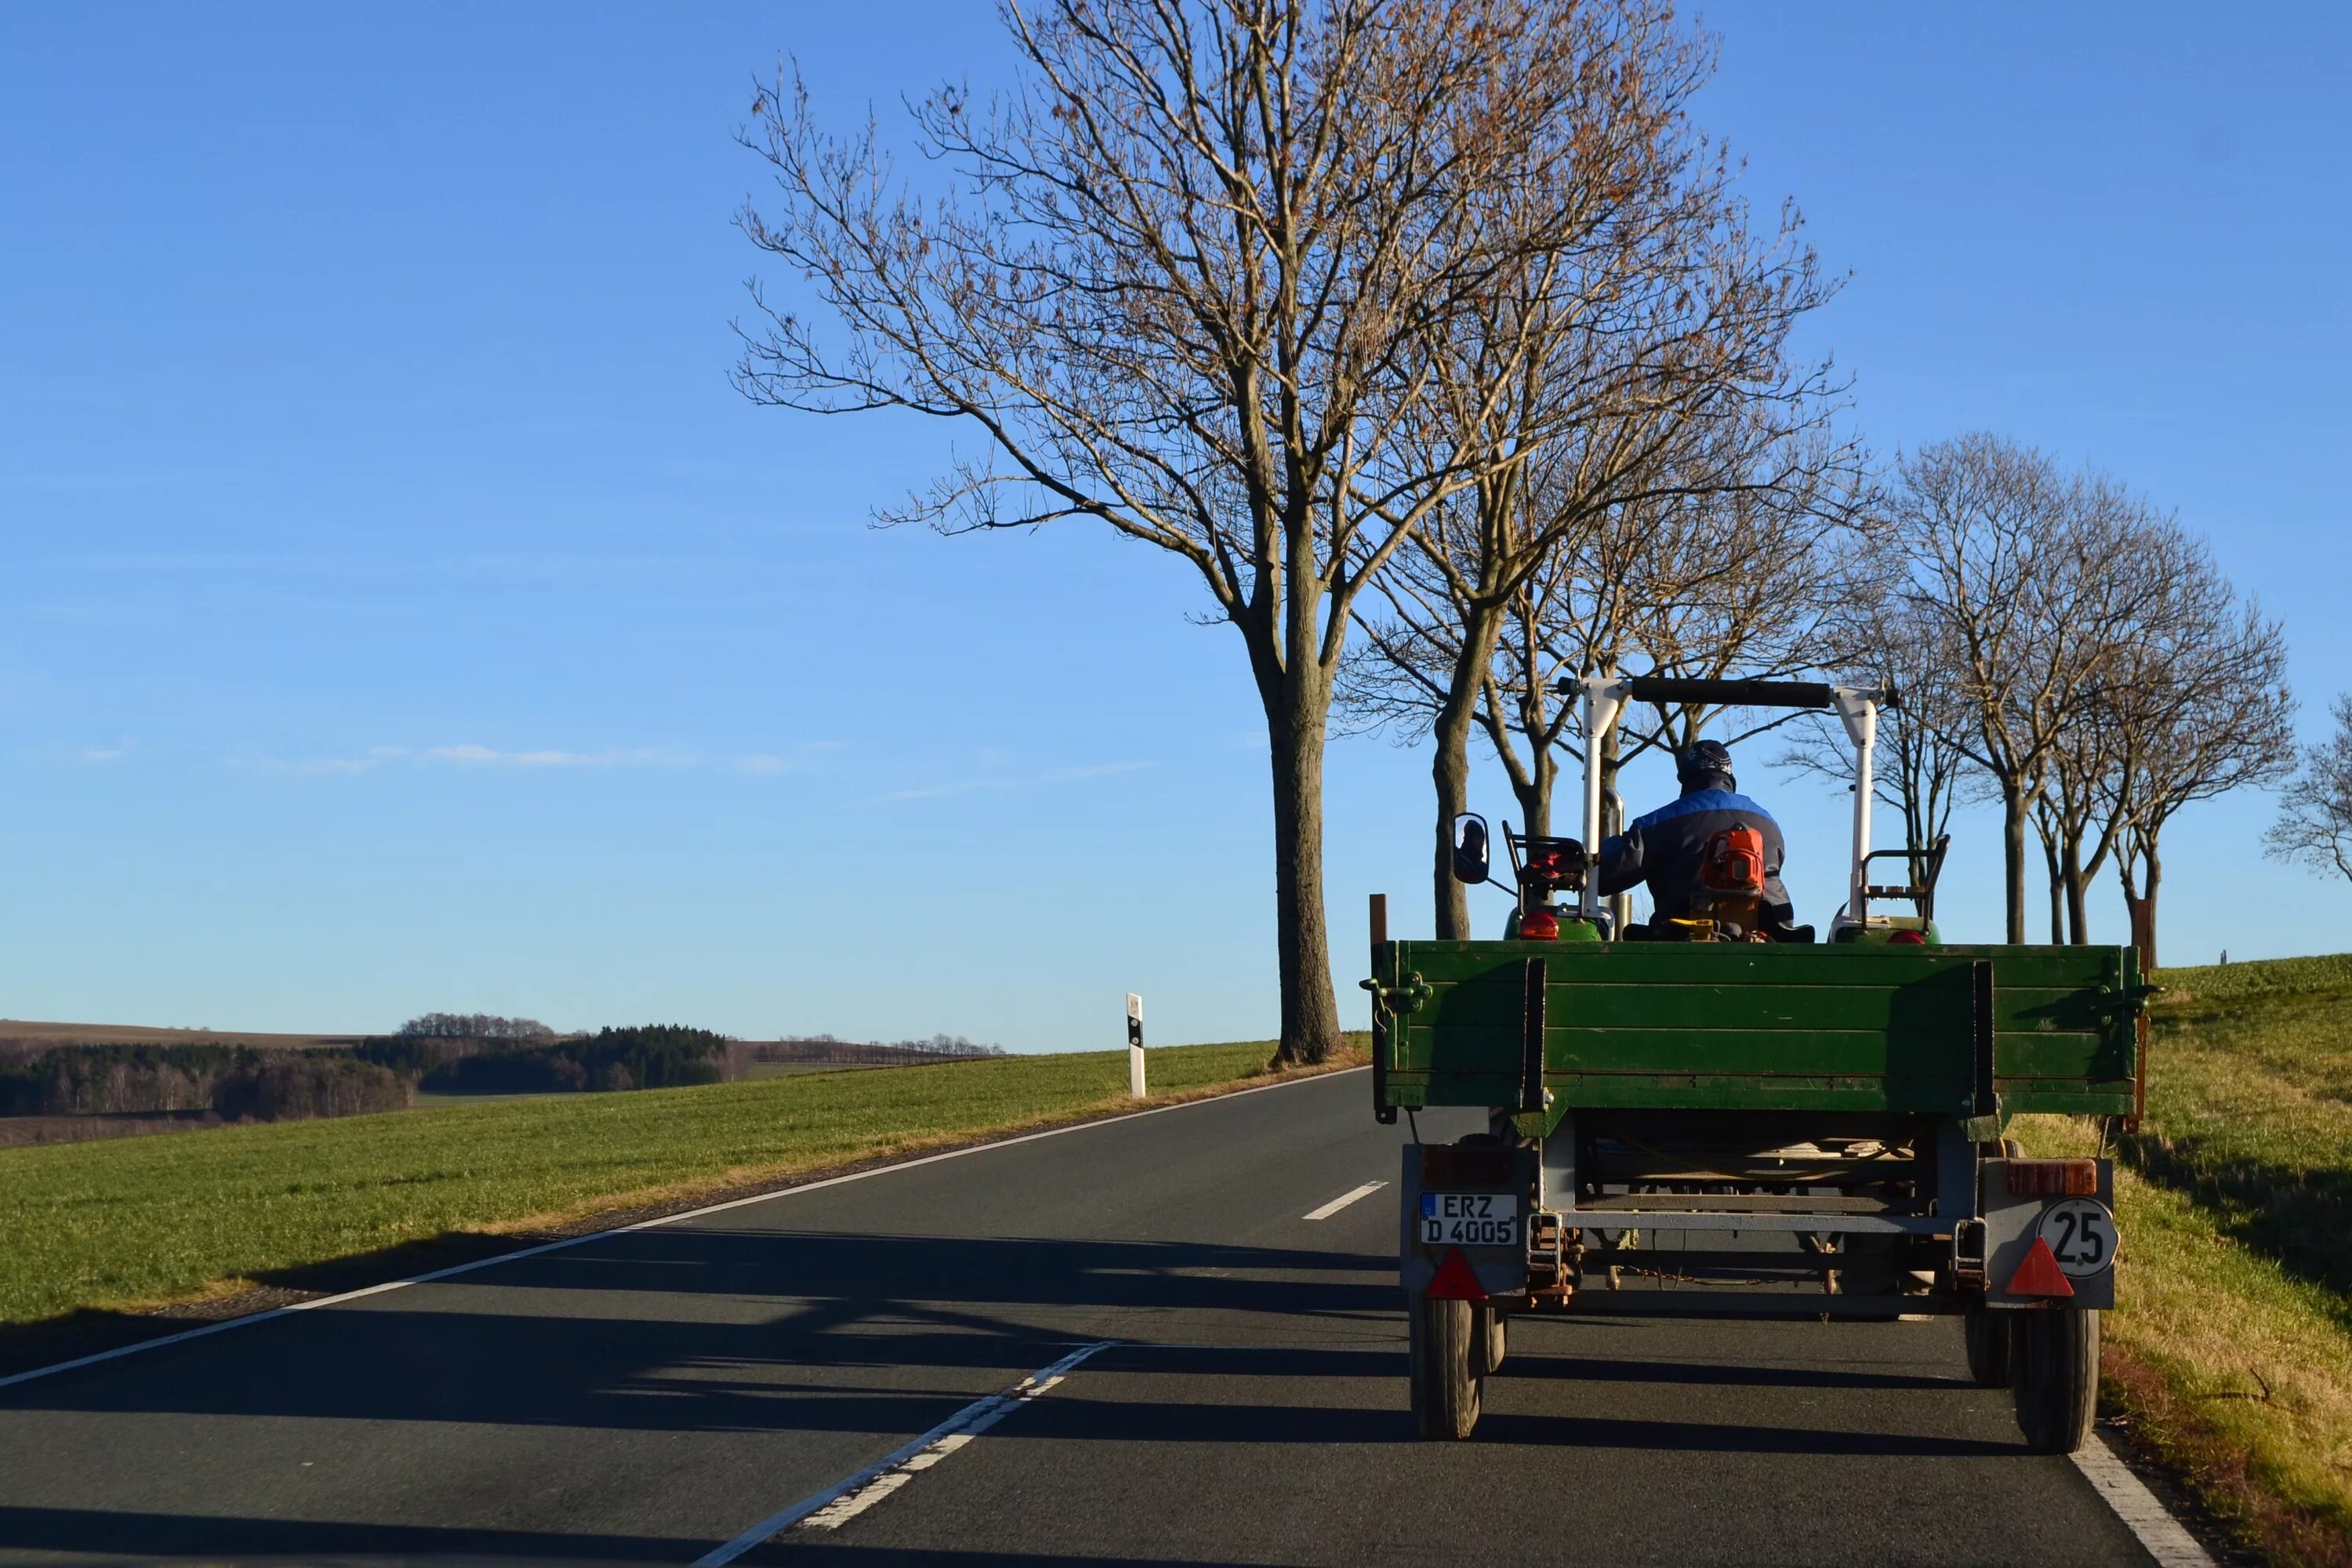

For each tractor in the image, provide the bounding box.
[1363,676,2142,1453]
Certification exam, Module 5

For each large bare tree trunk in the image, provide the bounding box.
[1265,663,1344,1065]
[2063,840,2090,946]
[2134,851,2162,975]
[2040,836,2064,945]
[2002,786,2031,945]
[1428,602,1505,940]
[1517,746,1555,840]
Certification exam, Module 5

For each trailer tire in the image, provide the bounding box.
[1963,1305,2013,1387]
[2013,1307,2100,1454]
[1410,1296,1483,1439]
[1477,1305,1507,1377]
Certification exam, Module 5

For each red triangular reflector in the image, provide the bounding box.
[1426,1247,1489,1302]
[2005,1236,2076,1298]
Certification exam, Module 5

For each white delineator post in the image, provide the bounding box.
[1126,993,1145,1098]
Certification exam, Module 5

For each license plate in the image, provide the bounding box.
[1420,1191,1519,1248]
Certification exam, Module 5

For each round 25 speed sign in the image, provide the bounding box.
[2036,1198,2119,1277]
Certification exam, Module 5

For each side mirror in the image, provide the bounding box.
[1450,813,1490,884]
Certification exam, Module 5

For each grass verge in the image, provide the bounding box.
[0,1036,1361,1330]
[2013,954,2352,1567]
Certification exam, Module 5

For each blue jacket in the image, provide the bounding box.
[1598,780,1794,926]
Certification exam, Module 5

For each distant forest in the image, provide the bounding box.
[0,1018,1005,1132]
[0,1042,407,1121]
[755,1033,1007,1065]
[360,1025,748,1094]
[394,1012,557,1041]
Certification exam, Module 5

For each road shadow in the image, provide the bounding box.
[1004,1387,2013,1457]
[753,1548,1290,1567]
[0,1503,699,1562]
[0,1230,1396,1437]
[1502,1353,1958,1392]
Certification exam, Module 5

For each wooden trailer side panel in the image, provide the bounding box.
[1371,942,2139,1118]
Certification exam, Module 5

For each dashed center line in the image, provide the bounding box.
[693,1340,1116,1564]
[1302,1180,1387,1221]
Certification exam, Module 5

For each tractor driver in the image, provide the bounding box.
[1597,739,1801,936]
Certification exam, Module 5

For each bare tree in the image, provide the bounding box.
[2100,550,2292,971]
[1617,429,1870,757]
[2267,695,2352,887]
[1779,590,1975,881]
[1889,435,2174,944]
[1347,407,1864,911]
[2028,706,2126,944]
[737,2,1639,1061]
[1344,11,1849,939]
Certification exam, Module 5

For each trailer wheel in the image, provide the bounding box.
[1477,1304,1507,1377]
[1963,1305,2013,1387]
[2013,1307,2100,1454]
[1409,1296,1483,1439]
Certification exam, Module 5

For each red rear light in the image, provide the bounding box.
[2005,1159,2099,1196]
[1518,908,1559,941]
[1888,929,1926,946]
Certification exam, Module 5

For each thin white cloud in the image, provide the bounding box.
[244,753,385,777]
[422,745,690,770]
[731,741,844,776]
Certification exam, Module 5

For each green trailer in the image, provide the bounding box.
[1363,676,2147,1453]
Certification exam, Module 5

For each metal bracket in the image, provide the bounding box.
[1519,956,1548,1115]
[1953,1217,1989,1290]
[1970,959,2001,1126]
[1361,974,1432,1017]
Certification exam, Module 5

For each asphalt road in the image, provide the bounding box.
[0,1069,2158,1566]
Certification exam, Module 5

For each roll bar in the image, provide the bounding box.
[1563,673,1893,931]
[1623,677,1837,709]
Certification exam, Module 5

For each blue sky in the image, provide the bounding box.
[4,4,2347,1047]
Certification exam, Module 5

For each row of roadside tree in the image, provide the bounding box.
[740,0,2347,1059]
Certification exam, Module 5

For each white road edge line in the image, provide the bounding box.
[1302,1180,1387,1221]
[0,1067,1367,1393]
[2072,1435,2215,1566]
[692,1340,1116,1565]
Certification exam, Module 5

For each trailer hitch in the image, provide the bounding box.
[1361,973,1433,1018]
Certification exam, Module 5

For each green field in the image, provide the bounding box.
[2016,953,2352,1567]
[0,1037,1344,1330]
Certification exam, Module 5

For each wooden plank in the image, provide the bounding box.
[1392,942,2129,993]
[1388,1067,2134,1115]
[1994,1033,2133,1079]
[1537,1028,1948,1074]
[1373,936,2140,1115]
[1396,1025,2125,1078]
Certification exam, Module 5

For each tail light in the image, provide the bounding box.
[2006,1159,2099,1196]
[1517,907,1559,941]
[1889,929,1926,946]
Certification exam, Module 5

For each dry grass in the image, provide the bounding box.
[2012,953,2352,1566]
